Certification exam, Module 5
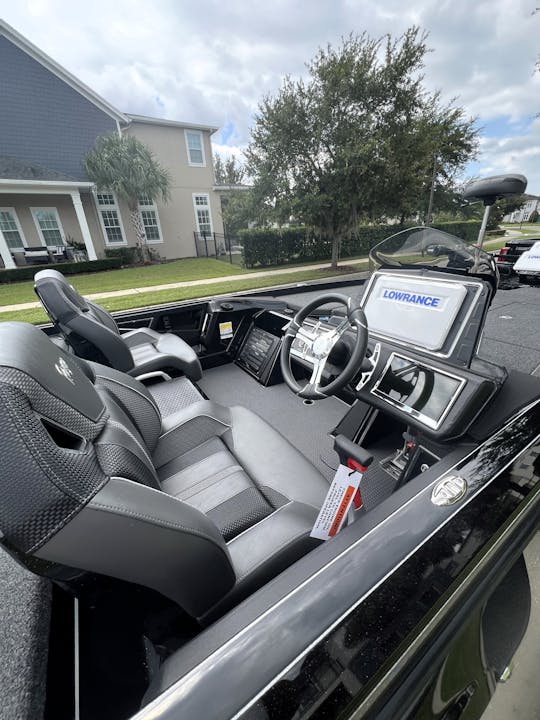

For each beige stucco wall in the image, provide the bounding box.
[0,192,105,257]
[122,121,224,259]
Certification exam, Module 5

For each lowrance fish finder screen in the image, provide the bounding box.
[363,274,467,351]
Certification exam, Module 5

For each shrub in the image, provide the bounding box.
[105,246,142,265]
[239,221,482,268]
[0,257,122,283]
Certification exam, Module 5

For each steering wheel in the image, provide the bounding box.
[280,293,369,399]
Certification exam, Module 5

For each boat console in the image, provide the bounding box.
[187,227,513,494]
[225,267,502,442]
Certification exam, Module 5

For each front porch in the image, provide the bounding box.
[0,178,99,269]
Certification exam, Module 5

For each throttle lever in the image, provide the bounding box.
[334,434,373,470]
[334,434,373,512]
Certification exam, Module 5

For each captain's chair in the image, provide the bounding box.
[0,323,329,621]
[34,269,202,380]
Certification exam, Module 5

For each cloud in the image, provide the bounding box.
[1,0,539,191]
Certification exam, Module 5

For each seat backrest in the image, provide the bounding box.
[34,269,134,372]
[0,322,235,617]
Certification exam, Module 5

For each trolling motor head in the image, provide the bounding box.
[462,174,528,250]
[462,174,527,207]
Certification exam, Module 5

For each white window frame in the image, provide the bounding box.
[94,192,127,246]
[30,207,65,247]
[138,197,163,244]
[184,129,206,167]
[0,207,26,250]
[192,193,214,236]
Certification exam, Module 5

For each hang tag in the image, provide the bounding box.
[219,321,233,339]
[310,464,363,540]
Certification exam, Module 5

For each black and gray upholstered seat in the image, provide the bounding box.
[34,269,202,380]
[0,323,329,621]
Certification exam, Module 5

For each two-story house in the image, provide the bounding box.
[0,19,224,268]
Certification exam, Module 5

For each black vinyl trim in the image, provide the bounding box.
[358,485,540,720]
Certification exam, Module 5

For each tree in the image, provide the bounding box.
[84,134,171,261]
[214,153,253,238]
[486,195,528,230]
[214,154,245,185]
[246,28,478,267]
[219,190,254,239]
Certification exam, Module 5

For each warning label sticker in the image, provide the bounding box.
[310,464,362,540]
[219,321,234,339]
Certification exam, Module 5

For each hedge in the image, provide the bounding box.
[239,221,483,268]
[105,246,142,265]
[0,257,122,283]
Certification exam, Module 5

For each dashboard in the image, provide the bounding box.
[231,270,501,439]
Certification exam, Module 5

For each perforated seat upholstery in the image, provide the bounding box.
[34,269,203,380]
[148,375,204,417]
[0,323,329,621]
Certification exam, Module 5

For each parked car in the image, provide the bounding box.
[495,235,540,286]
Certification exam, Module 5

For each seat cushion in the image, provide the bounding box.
[156,404,330,538]
[148,376,203,419]
[223,406,330,511]
[154,403,331,619]
[128,333,203,381]
[158,437,289,541]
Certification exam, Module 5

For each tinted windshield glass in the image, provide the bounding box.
[369,226,496,280]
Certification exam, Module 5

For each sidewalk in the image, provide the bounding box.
[0,257,370,313]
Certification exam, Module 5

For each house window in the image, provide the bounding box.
[138,197,163,243]
[193,194,213,236]
[31,208,65,246]
[0,208,25,250]
[96,193,126,245]
[185,130,205,166]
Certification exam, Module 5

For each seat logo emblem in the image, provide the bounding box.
[431,475,467,506]
[55,357,75,385]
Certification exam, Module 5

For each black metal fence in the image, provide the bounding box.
[193,232,242,265]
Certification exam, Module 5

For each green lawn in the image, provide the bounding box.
[482,239,507,251]
[0,265,366,325]
[0,258,247,307]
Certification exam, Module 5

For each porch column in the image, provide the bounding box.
[70,190,97,261]
[0,229,15,269]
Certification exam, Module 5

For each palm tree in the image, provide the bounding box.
[84,133,171,262]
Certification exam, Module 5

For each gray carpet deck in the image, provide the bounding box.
[198,363,348,481]
[477,285,540,375]
[0,551,51,720]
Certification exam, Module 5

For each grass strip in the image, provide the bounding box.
[1,266,366,325]
[0,257,248,307]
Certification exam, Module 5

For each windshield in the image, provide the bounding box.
[369,227,497,282]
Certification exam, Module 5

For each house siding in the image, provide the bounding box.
[123,122,224,259]
[0,36,117,180]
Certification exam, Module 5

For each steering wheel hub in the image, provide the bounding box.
[312,334,334,358]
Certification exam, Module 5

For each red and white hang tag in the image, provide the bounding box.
[310,464,364,541]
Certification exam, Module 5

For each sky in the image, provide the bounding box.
[1,0,540,193]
